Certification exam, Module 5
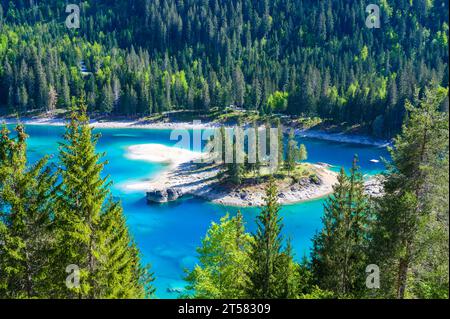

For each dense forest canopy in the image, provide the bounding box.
[0,0,448,137]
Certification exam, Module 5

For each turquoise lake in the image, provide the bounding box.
[9,124,389,298]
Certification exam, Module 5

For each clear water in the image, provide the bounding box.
[8,124,389,298]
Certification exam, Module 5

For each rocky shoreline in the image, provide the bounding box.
[118,143,385,207]
[2,115,390,147]
[145,162,384,207]
[145,162,339,207]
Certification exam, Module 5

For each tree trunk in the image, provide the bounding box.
[396,241,412,299]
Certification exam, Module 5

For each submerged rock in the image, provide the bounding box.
[240,192,249,200]
[147,188,183,203]
[167,188,182,201]
[146,190,168,203]
[167,287,184,294]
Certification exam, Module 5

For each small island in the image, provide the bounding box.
[125,144,384,207]
[122,125,383,207]
[122,143,335,207]
[120,124,344,207]
[142,153,338,207]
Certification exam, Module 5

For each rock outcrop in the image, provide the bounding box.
[147,188,183,203]
[364,177,384,197]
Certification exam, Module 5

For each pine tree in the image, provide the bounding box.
[232,66,245,107]
[97,198,153,298]
[53,94,152,298]
[285,129,299,176]
[47,85,58,114]
[60,72,71,108]
[228,126,244,185]
[369,88,449,299]
[275,119,284,172]
[247,177,296,298]
[0,124,57,298]
[311,157,370,298]
[275,239,300,298]
[251,120,261,176]
[99,82,114,114]
[299,144,308,162]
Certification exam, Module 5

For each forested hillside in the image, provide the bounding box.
[0,0,448,137]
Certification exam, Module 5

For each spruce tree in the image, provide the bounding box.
[311,157,370,298]
[97,198,153,298]
[299,144,308,162]
[285,129,299,176]
[53,95,152,298]
[275,119,284,172]
[369,88,449,299]
[276,239,300,298]
[247,177,296,298]
[253,120,261,176]
[227,127,244,185]
[0,124,57,298]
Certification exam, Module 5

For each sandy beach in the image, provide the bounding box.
[122,144,205,192]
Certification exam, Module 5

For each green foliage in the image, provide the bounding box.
[225,126,245,185]
[311,157,370,298]
[267,91,289,113]
[246,177,297,298]
[284,130,309,177]
[0,124,57,298]
[53,95,152,298]
[298,144,308,162]
[0,0,447,138]
[184,213,253,299]
[369,88,449,299]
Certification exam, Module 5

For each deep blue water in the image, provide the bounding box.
[8,124,389,298]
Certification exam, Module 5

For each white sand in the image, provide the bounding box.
[1,117,218,130]
[121,144,204,192]
[125,144,202,165]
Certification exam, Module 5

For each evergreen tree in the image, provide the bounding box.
[232,66,245,107]
[275,119,284,172]
[299,144,308,162]
[227,126,244,185]
[247,177,296,298]
[0,124,57,298]
[369,88,449,299]
[285,129,299,175]
[53,95,152,298]
[311,157,370,298]
[275,239,300,298]
[251,120,261,176]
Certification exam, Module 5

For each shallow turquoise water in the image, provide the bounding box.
[9,124,389,298]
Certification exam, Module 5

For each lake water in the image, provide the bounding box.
[9,124,389,298]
